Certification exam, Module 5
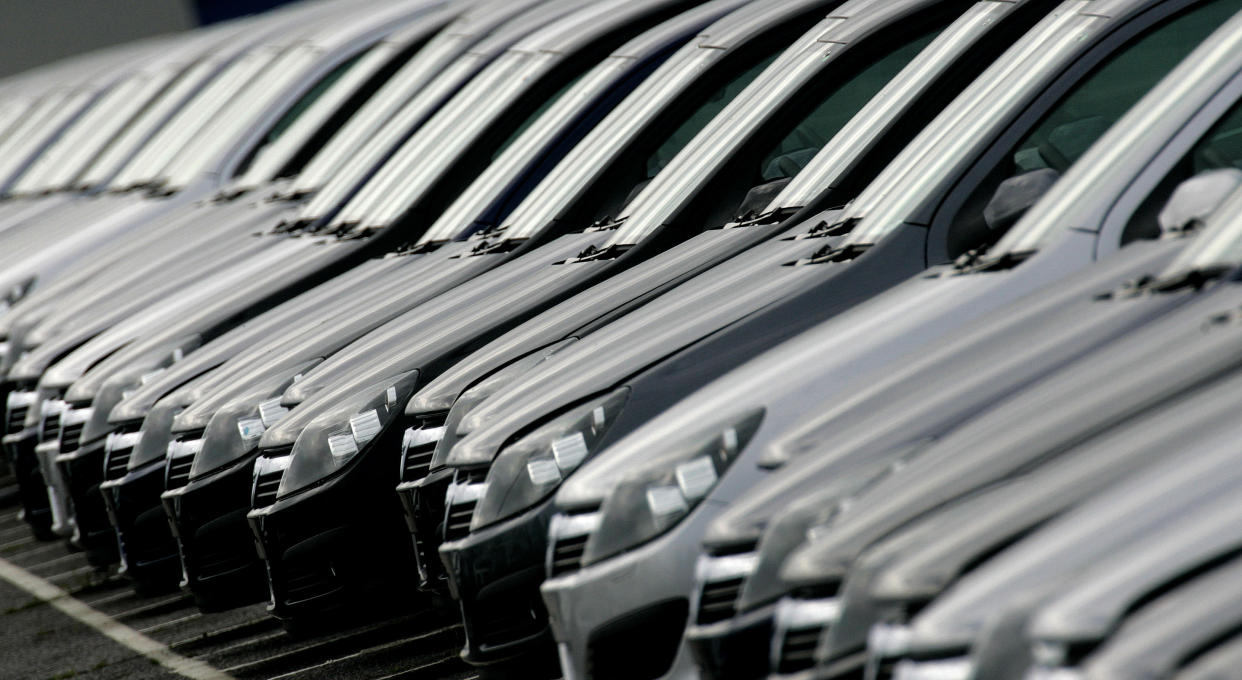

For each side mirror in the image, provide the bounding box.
[1157,167,1242,234]
[734,176,793,220]
[983,168,1061,233]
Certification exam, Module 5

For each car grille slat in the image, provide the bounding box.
[401,445,435,482]
[550,534,589,577]
[40,412,60,442]
[60,422,84,453]
[696,576,745,625]
[166,456,195,489]
[775,625,825,673]
[6,404,28,435]
[443,499,477,542]
[104,446,133,480]
[252,471,283,508]
[283,563,339,604]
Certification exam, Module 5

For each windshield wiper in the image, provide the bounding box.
[562,242,632,264]
[785,242,871,267]
[950,248,1035,275]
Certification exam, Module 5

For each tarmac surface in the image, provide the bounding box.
[0,481,483,680]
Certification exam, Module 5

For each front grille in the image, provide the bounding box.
[252,445,292,508]
[442,467,489,542]
[775,624,825,673]
[60,422,84,453]
[696,576,745,625]
[166,455,195,490]
[6,403,28,435]
[402,440,436,482]
[252,470,283,508]
[40,411,60,442]
[547,512,600,578]
[443,499,477,542]
[549,533,589,577]
[399,413,447,483]
[103,432,140,481]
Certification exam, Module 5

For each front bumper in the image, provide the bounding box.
[163,451,265,611]
[246,434,416,623]
[4,429,51,538]
[684,602,778,680]
[55,438,117,565]
[540,502,724,680]
[439,495,559,667]
[100,459,180,589]
[396,468,453,592]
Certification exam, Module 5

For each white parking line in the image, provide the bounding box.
[0,555,235,680]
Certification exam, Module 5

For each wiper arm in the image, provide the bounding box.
[1149,264,1232,292]
[785,242,872,266]
[1098,264,1231,300]
[950,248,1035,274]
[562,242,632,264]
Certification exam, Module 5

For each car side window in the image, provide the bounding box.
[1119,99,1242,243]
[944,0,1242,258]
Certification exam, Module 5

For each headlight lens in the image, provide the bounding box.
[464,388,629,531]
[277,372,416,497]
[188,368,315,479]
[563,409,763,566]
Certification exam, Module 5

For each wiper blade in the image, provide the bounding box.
[562,242,632,264]
[785,242,872,267]
[950,249,1035,274]
[1149,264,1232,292]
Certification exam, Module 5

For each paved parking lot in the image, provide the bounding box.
[0,487,479,680]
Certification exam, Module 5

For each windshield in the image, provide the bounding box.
[281,20,464,198]
[160,44,322,191]
[771,2,1045,215]
[970,0,1242,258]
[110,49,279,190]
[416,64,611,244]
[608,6,956,246]
[497,4,823,243]
[0,89,94,189]
[12,71,175,194]
[83,57,221,191]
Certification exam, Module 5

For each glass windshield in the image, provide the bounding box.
[499,39,792,242]
[85,57,220,191]
[0,90,91,187]
[13,72,172,194]
[232,48,372,182]
[111,49,277,190]
[644,53,778,181]
[959,0,1242,258]
[754,29,938,184]
[161,45,321,190]
[610,11,955,245]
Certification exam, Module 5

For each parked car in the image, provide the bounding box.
[526,1,1242,677]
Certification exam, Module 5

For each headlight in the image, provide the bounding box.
[423,344,575,473]
[187,369,313,480]
[124,401,182,471]
[277,372,416,497]
[559,409,763,566]
[462,388,629,532]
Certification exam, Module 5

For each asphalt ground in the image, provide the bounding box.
[0,480,484,680]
